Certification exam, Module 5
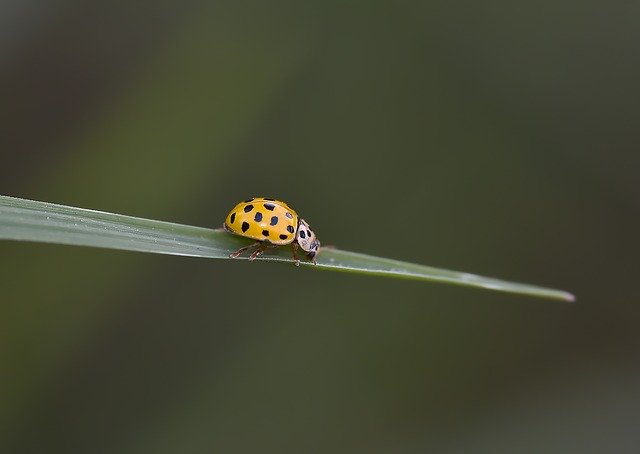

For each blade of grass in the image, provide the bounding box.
[0,195,574,302]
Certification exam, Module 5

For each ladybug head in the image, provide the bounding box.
[296,218,320,258]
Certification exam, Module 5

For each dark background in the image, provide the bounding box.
[1,1,639,452]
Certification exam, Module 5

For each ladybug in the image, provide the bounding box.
[223,198,320,265]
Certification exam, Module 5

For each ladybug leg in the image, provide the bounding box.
[249,243,279,261]
[248,243,268,261]
[229,241,261,259]
[291,243,301,267]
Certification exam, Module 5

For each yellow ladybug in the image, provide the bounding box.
[223,198,320,265]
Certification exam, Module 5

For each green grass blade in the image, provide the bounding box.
[0,195,574,302]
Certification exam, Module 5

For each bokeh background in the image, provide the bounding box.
[1,1,639,452]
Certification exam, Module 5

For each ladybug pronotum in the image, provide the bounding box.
[223,198,320,265]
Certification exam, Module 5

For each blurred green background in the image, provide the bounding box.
[1,1,638,452]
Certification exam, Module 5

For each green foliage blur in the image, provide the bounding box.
[1,1,638,452]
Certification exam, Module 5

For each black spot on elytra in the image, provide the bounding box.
[286,225,294,233]
[254,212,263,222]
[270,216,278,226]
[279,234,288,240]
[264,198,275,201]
[262,230,269,236]
[244,198,254,203]
[299,230,306,239]
[285,211,293,219]
[230,212,236,224]
[241,222,250,233]
[243,204,254,213]
[264,203,275,211]
[306,230,311,237]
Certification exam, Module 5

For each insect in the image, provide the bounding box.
[223,198,320,265]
